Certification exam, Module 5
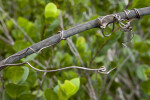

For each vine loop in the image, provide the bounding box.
[97,15,116,37]
[124,9,130,20]
[97,8,140,45]
[59,30,66,40]
[134,8,140,18]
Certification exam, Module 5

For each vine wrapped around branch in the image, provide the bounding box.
[0,7,150,71]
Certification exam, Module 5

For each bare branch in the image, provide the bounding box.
[0,7,150,70]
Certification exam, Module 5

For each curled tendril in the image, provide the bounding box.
[0,29,116,74]
[0,62,116,74]
[97,15,116,37]
[97,8,140,45]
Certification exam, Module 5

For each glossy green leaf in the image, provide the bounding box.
[44,3,59,18]
[140,80,150,95]
[63,80,76,98]
[57,78,80,100]
[5,83,29,99]
[70,78,80,90]
[5,67,24,83]
[44,89,59,100]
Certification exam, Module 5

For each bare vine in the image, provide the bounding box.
[0,7,149,74]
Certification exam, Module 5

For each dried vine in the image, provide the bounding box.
[0,7,150,73]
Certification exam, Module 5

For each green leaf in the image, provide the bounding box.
[46,18,60,32]
[5,83,29,99]
[17,17,28,28]
[70,78,80,90]
[61,53,73,66]
[44,3,59,18]
[62,80,76,98]
[22,53,37,62]
[144,69,150,79]
[17,94,36,100]
[17,17,40,41]
[93,56,105,63]
[132,34,142,44]
[12,29,24,39]
[6,19,13,30]
[134,42,149,53]
[133,0,150,8]
[13,40,31,51]
[136,65,149,80]
[19,66,29,83]
[57,78,80,100]
[44,89,59,100]
[140,80,150,95]
[26,69,37,88]
[57,80,67,100]
[5,67,24,83]
[76,36,86,51]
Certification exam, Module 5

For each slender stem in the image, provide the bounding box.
[0,18,14,45]
[106,55,130,91]
[0,35,12,45]
[0,7,34,44]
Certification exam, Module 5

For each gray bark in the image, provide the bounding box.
[0,7,150,70]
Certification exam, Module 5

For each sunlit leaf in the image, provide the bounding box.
[44,3,59,18]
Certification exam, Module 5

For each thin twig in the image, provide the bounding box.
[0,7,34,44]
[0,17,14,45]
[0,35,12,45]
[106,54,130,91]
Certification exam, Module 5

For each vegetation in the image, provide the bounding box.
[0,0,150,100]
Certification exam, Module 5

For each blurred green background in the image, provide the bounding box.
[0,0,150,100]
